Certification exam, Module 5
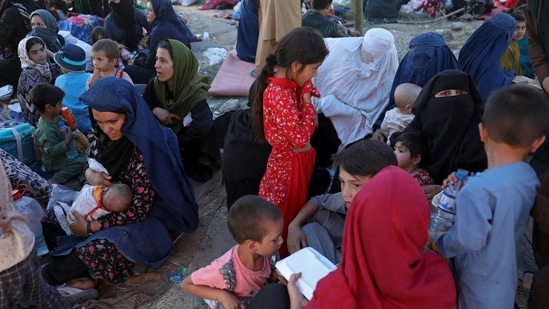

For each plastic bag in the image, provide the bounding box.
[46,184,80,211]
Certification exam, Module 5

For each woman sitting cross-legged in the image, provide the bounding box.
[40,77,199,289]
[143,39,215,182]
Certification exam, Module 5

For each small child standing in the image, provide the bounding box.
[182,195,283,308]
[54,44,93,135]
[252,27,328,257]
[87,38,133,89]
[31,83,87,186]
[393,132,433,186]
[380,83,421,143]
[501,11,527,76]
[428,85,549,309]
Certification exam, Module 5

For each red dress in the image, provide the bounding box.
[259,77,318,257]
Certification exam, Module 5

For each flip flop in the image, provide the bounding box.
[57,286,99,304]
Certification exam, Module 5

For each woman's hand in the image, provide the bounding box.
[85,168,113,187]
[371,129,386,143]
[152,107,182,126]
[287,273,309,309]
[120,48,132,61]
[69,212,89,236]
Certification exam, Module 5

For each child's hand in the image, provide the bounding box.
[287,224,307,254]
[152,107,182,126]
[68,211,89,236]
[218,290,245,309]
[63,129,74,145]
[302,80,320,99]
[303,92,312,103]
[88,69,102,88]
[422,184,442,201]
[442,172,458,189]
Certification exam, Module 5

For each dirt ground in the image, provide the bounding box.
[89,2,537,308]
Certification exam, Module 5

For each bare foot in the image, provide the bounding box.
[66,277,96,290]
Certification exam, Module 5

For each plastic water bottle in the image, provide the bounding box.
[58,121,78,159]
[12,185,49,256]
[429,169,468,233]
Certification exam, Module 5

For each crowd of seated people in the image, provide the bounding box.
[1,0,548,307]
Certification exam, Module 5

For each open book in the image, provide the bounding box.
[275,247,337,300]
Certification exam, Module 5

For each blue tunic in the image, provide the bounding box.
[435,162,538,309]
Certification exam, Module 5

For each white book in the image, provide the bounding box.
[275,247,337,300]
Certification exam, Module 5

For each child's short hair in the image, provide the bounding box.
[312,0,332,10]
[509,10,526,23]
[91,26,109,45]
[228,195,282,244]
[333,139,397,177]
[29,83,65,113]
[92,39,120,60]
[395,132,429,163]
[483,85,549,148]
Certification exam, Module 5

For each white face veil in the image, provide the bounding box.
[313,28,399,147]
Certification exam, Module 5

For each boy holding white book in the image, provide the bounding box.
[182,195,283,308]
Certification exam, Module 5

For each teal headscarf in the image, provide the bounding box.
[153,39,209,133]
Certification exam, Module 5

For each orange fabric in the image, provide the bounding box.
[307,166,457,309]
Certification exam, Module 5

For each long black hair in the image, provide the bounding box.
[251,27,328,142]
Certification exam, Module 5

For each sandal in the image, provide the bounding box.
[57,286,99,304]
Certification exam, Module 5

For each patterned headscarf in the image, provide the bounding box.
[17,36,51,81]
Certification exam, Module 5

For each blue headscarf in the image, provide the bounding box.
[459,13,517,103]
[51,78,199,267]
[148,0,190,47]
[387,32,461,109]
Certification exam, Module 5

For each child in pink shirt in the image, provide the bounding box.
[182,195,283,308]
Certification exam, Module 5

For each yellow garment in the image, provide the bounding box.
[254,0,301,72]
[500,42,523,76]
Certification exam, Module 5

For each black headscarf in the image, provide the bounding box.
[405,69,487,184]
[108,0,138,50]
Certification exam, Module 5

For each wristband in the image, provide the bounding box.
[86,221,93,236]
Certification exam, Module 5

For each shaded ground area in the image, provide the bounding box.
[78,3,537,308]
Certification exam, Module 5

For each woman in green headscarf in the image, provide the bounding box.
[143,38,214,181]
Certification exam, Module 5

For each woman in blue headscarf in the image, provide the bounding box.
[124,0,191,84]
[459,13,517,104]
[40,77,199,286]
[372,32,460,142]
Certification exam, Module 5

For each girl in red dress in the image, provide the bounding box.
[252,27,328,257]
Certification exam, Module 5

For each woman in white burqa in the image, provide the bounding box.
[313,28,398,147]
